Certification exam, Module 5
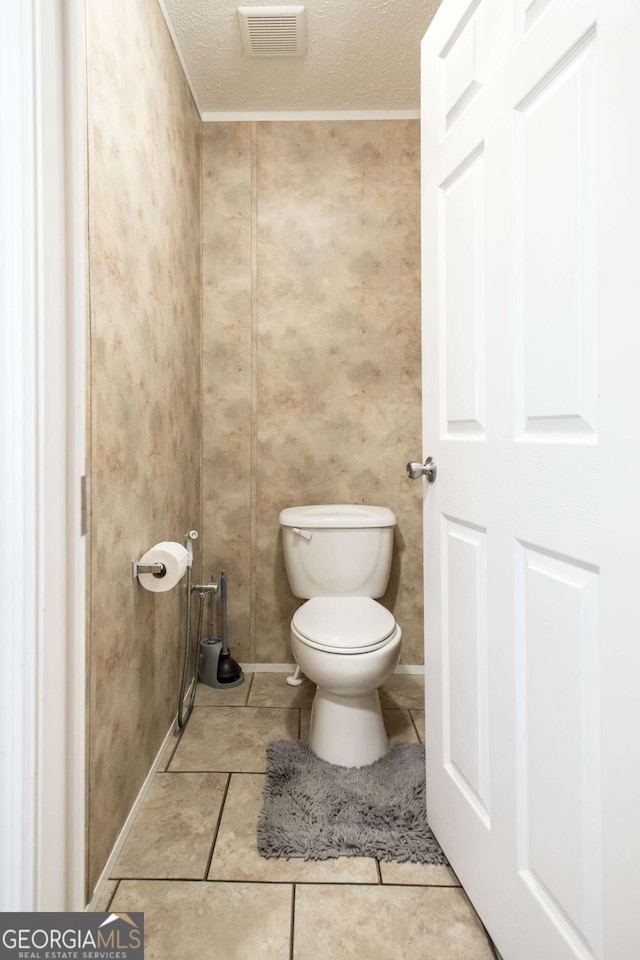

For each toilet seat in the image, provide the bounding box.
[291,597,397,655]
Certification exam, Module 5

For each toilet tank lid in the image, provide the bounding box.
[279,504,396,528]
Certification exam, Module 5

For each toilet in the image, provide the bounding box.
[279,504,402,767]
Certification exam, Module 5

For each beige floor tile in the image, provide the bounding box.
[169,706,299,772]
[208,773,378,884]
[300,709,311,741]
[293,885,493,960]
[300,708,417,746]
[411,708,425,742]
[379,674,425,710]
[248,671,316,707]
[194,675,252,706]
[111,772,227,879]
[112,879,291,960]
[379,860,459,886]
[92,879,118,911]
[384,708,420,743]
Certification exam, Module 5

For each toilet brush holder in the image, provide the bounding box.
[199,637,244,689]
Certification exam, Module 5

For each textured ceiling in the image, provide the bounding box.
[161,0,442,114]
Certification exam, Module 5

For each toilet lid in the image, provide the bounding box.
[292,597,396,652]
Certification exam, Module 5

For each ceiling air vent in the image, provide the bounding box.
[237,6,306,57]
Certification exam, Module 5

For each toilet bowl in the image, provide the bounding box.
[279,505,402,768]
[291,597,402,766]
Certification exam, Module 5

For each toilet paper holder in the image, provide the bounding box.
[131,559,166,580]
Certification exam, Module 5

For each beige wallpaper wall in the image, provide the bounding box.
[86,0,202,894]
[202,121,423,666]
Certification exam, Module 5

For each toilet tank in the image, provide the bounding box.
[279,504,396,599]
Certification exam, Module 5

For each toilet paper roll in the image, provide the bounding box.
[137,541,189,593]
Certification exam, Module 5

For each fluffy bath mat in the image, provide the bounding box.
[257,740,447,864]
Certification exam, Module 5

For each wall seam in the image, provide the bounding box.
[249,121,258,662]
[199,121,204,577]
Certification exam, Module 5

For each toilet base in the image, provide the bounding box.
[309,688,389,767]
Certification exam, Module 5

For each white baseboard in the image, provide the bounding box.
[85,716,180,911]
[240,662,424,675]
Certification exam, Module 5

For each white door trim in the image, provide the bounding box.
[0,0,87,911]
[56,0,88,911]
[0,0,39,911]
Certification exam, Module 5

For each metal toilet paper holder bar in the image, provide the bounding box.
[131,559,167,580]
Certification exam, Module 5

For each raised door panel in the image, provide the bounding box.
[439,146,486,439]
[516,542,602,959]
[514,29,597,441]
[439,0,484,133]
[516,0,554,34]
[441,516,491,823]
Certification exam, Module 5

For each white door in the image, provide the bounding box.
[420,1,640,958]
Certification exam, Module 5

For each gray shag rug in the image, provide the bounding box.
[257,740,447,864]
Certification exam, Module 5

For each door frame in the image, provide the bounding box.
[0,0,87,910]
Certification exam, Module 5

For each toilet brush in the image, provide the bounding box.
[216,570,243,684]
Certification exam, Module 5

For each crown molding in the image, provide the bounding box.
[201,109,420,122]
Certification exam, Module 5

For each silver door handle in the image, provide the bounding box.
[406,457,437,483]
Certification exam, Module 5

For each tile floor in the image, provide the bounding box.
[98,672,496,960]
